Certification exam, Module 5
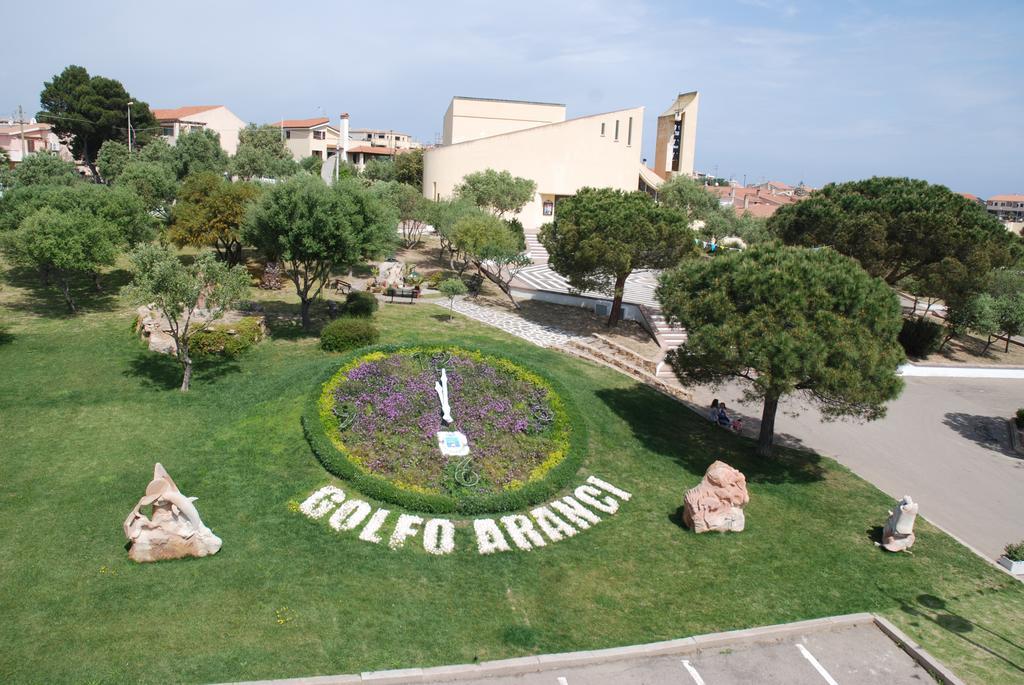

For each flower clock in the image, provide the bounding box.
[301,345,632,555]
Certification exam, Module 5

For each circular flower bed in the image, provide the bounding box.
[303,346,583,514]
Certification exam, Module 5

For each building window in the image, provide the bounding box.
[627,117,633,146]
[313,130,325,140]
[614,120,619,141]
[600,122,605,136]
[543,201,554,216]
[285,131,292,139]
[161,126,174,137]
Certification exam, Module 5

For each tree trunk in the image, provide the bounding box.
[476,262,519,310]
[300,297,313,330]
[982,335,994,353]
[180,360,193,392]
[93,272,103,292]
[756,395,780,457]
[606,273,628,327]
[1006,335,1012,353]
[58,277,76,313]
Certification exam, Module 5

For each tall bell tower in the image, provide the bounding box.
[654,92,699,178]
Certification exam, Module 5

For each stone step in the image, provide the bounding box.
[562,342,689,403]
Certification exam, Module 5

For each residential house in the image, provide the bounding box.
[349,128,420,150]
[708,185,801,219]
[0,120,73,167]
[274,117,340,161]
[153,105,246,155]
[987,193,1024,235]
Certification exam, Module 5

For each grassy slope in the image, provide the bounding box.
[0,278,1022,684]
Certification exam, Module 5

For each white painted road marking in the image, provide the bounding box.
[680,659,706,685]
[797,643,839,685]
[556,677,568,685]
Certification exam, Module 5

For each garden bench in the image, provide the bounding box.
[328,279,352,294]
[387,287,419,304]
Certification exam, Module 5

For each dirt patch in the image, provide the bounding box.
[920,331,1024,367]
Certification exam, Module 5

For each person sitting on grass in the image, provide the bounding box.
[708,398,720,421]
[717,403,743,433]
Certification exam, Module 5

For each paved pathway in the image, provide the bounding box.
[688,378,1024,561]
[443,298,584,348]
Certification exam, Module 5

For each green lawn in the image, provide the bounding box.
[1,270,1022,684]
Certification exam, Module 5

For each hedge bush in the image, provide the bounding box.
[1016,408,1024,429]
[301,344,586,515]
[320,317,379,352]
[190,317,264,358]
[1005,540,1024,561]
[344,290,379,317]
[898,317,943,358]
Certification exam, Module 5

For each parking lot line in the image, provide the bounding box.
[680,659,706,685]
[556,677,568,685]
[796,644,839,685]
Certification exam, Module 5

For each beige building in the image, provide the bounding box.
[275,118,341,161]
[0,121,73,166]
[153,105,246,155]
[653,92,699,180]
[423,93,699,230]
[350,128,419,150]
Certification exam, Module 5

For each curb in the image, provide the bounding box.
[225,612,962,684]
[899,364,1024,379]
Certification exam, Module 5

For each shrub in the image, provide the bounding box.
[425,270,455,288]
[898,317,943,358]
[190,317,264,358]
[1016,408,1024,428]
[320,317,379,352]
[1005,540,1024,561]
[344,290,378,317]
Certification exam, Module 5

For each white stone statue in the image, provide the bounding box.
[881,495,918,552]
[123,463,222,563]
[434,368,454,425]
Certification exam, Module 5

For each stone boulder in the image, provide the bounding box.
[123,463,222,563]
[683,460,750,533]
[881,495,918,552]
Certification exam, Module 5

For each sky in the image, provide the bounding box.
[2,0,1021,197]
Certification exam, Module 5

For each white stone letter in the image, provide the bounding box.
[300,486,345,519]
[586,476,632,501]
[530,506,577,542]
[358,508,391,543]
[423,518,456,555]
[389,514,424,549]
[329,499,372,531]
[474,518,512,554]
[575,485,619,514]
[501,514,546,550]
[550,496,601,529]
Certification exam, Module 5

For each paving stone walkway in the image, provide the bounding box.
[441,297,584,348]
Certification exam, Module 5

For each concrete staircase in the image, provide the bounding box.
[524,230,548,264]
[563,334,689,402]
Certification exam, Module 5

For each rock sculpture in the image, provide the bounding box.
[123,463,222,563]
[683,460,749,533]
[881,495,918,552]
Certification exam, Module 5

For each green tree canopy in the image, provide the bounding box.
[658,175,722,220]
[137,137,176,167]
[96,140,130,183]
[232,124,297,180]
[394,148,424,187]
[540,187,697,325]
[0,152,79,189]
[116,161,177,218]
[657,245,906,455]
[456,169,536,218]
[424,197,481,264]
[173,128,229,180]
[362,157,396,182]
[299,155,323,175]
[451,212,532,308]
[0,182,154,247]
[243,175,396,328]
[2,206,121,312]
[169,172,260,265]
[368,181,429,248]
[124,245,250,391]
[37,65,157,176]
[768,177,1020,291]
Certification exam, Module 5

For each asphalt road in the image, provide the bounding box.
[690,378,1024,561]
[428,623,934,685]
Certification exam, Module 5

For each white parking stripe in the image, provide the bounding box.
[797,644,839,685]
[556,677,568,685]
[680,659,706,685]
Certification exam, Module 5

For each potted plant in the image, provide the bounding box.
[998,541,1024,574]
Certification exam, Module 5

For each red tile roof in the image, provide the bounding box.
[153,105,220,121]
[987,194,1024,202]
[275,117,330,129]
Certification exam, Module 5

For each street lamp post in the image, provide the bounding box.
[127,101,134,155]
